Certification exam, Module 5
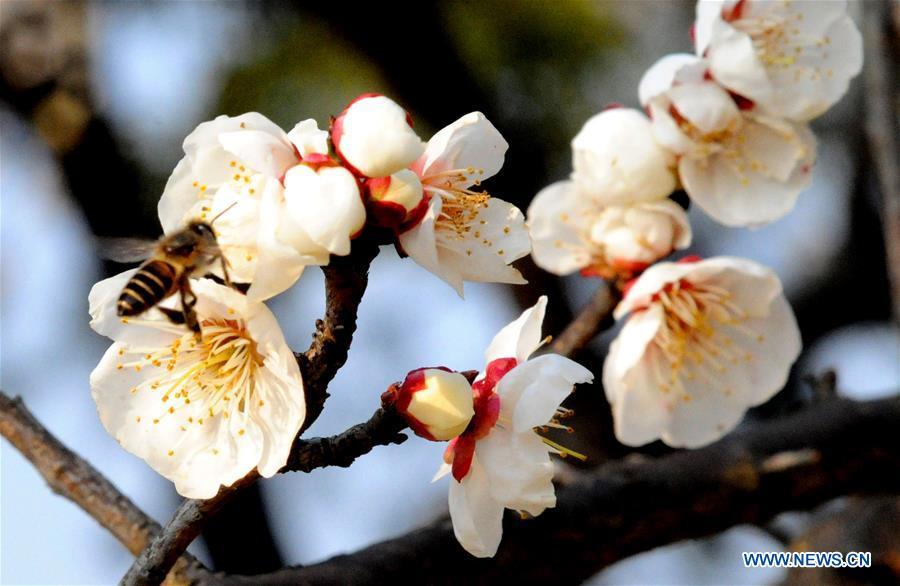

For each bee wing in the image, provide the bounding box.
[96,237,159,263]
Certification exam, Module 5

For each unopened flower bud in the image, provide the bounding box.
[388,367,475,441]
[589,200,691,272]
[331,94,424,178]
[365,169,425,227]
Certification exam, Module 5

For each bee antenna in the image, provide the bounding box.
[209,202,238,225]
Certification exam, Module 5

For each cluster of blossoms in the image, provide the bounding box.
[86,0,862,560]
[530,0,860,447]
[90,95,533,499]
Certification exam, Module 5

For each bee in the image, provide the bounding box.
[100,206,235,337]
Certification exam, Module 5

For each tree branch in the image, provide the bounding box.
[216,396,900,585]
[0,391,209,585]
[548,283,619,358]
[122,239,381,586]
[863,0,900,325]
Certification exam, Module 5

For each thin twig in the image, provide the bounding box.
[122,240,381,586]
[215,396,900,585]
[549,283,619,358]
[0,392,209,585]
[863,0,900,325]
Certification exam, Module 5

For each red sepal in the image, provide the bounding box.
[449,434,477,482]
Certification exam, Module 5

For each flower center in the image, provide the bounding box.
[650,280,764,401]
[422,167,490,240]
[116,318,265,427]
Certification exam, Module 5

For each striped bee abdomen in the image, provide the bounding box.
[117,260,179,317]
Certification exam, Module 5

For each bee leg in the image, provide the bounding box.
[220,256,233,288]
[157,307,186,325]
[179,283,201,340]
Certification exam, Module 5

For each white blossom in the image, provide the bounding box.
[694,0,863,121]
[571,108,677,205]
[528,181,691,278]
[399,112,531,296]
[603,256,801,448]
[640,54,816,227]
[434,297,593,557]
[331,94,425,178]
[89,272,305,499]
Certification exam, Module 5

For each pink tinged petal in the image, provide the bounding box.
[526,180,595,276]
[476,429,555,516]
[507,355,593,433]
[286,119,329,158]
[413,112,508,186]
[484,296,547,365]
[218,130,297,179]
[282,165,365,256]
[638,53,702,106]
[448,459,505,558]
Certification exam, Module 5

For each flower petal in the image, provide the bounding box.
[484,296,547,365]
[287,118,329,158]
[448,458,505,558]
[476,428,555,516]
[638,53,701,106]
[526,180,595,276]
[283,165,366,256]
[435,197,530,290]
[218,129,297,179]
[413,112,508,187]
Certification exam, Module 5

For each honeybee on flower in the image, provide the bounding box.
[89,273,305,499]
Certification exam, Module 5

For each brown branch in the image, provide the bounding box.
[548,283,619,358]
[122,239,381,586]
[863,0,900,325]
[0,391,209,585]
[215,396,900,585]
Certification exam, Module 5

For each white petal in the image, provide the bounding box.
[338,96,424,177]
[282,165,366,256]
[218,130,297,179]
[680,119,815,227]
[495,355,593,433]
[413,112,507,187]
[526,180,595,275]
[435,197,530,289]
[247,178,310,301]
[448,459,505,558]
[571,108,676,205]
[706,23,772,105]
[603,304,665,389]
[287,118,329,158]
[158,157,200,233]
[638,53,702,105]
[432,461,452,483]
[485,296,547,364]
[476,429,555,516]
[668,81,740,135]
[398,197,459,291]
[604,341,674,447]
[694,0,726,56]
[88,269,182,348]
